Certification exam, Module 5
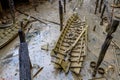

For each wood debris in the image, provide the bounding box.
[33,67,44,78]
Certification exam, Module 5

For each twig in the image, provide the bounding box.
[33,67,44,78]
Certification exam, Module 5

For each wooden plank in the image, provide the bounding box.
[70,56,79,61]
[64,26,88,53]
[70,62,82,68]
[51,57,62,64]
[61,43,70,47]
[70,53,80,57]
[56,53,65,59]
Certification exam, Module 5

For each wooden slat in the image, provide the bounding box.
[70,62,82,68]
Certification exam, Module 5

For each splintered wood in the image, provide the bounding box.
[51,13,88,74]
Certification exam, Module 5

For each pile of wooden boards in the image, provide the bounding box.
[51,13,88,74]
[0,20,33,49]
[0,23,19,49]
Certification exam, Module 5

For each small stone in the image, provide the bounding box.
[15,73,17,76]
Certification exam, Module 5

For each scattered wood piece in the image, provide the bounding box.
[19,30,32,80]
[33,67,44,78]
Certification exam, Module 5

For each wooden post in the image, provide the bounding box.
[63,0,66,13]
[59,0,63,31]
[92,20,119,77]
[99,0,103,13]
[19,30,32,80]
[95,0,100,14]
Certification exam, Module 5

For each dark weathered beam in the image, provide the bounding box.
[99,0,104,13]
[59,0,63,31]
[92,20,119,77]
[63,0,66,13]
[19,29,32,80]
[95,0,100,14]
[92,34,113,77]
[100,4,106,18]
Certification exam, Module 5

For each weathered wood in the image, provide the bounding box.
[19,30,32,80]
[59,0,63,31]
[99,0,104,13]
[70,62,82,68]
[95,0,100,14]
[63,0,66,13]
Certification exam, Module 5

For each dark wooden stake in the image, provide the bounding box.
[19,29,32,80]
[92,20,119,77]
[99,0,104,13]
[95,0,100,14]
[59,0,63,31]
[100,4,106,18]
[92,34,113,77]
[63,0,66,13]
